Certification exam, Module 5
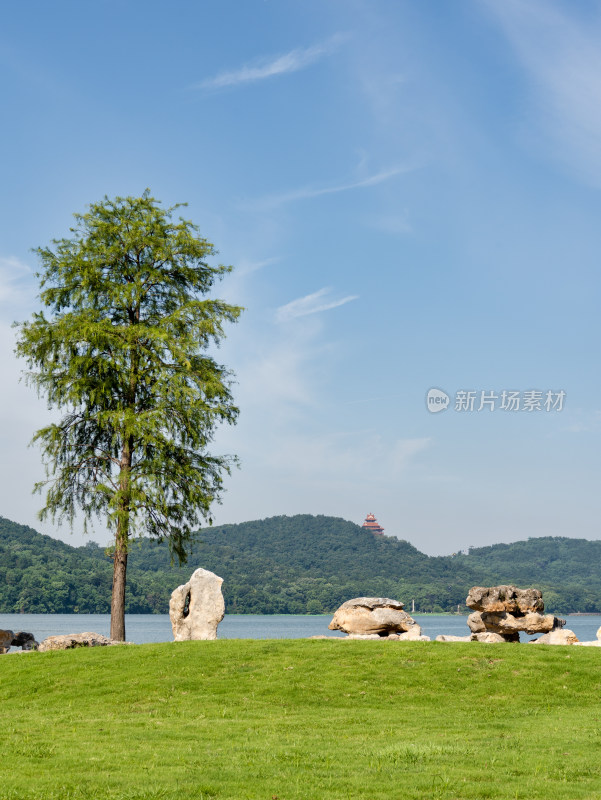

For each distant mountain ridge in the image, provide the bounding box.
[0,513,599,614]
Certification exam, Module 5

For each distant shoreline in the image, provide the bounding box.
[567,612,600,616]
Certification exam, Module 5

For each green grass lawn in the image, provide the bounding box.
[2,640,601,799]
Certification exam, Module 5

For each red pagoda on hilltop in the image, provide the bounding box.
[362,513,384,535]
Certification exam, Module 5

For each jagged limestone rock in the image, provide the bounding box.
[328,597,418,636]
[466,585,544,615]
[468,610,561,636]
[169,567,225,641]
[466,585,567,644]
[467,612,487,633]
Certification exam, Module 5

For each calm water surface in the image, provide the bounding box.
[1,613,600,644]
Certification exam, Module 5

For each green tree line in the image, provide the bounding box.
[1,514,600,615]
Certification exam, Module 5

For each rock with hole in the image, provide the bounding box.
[169,567,225,641]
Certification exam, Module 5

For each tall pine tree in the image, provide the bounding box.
[16,192,241,640]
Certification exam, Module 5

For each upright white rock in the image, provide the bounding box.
[169,568,225,641]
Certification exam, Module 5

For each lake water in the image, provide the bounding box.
[1,613,600,644]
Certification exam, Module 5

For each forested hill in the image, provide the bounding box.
[1,513,600,614]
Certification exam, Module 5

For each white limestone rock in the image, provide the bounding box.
[397,626,429,641]
[466,585,544,614]
[528,629,579,645]
[470,632,510,643]
[469,610,559,635]
[169,567,225,641]
[467,612,486,633]
[328,597,418,636]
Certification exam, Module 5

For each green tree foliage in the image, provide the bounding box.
[14,193,241,638]
[1,514,600,615]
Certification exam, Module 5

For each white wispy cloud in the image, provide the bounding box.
[0,323,60,540]
[0,255,33,309]
[367,210,412,236]
[264,432,432,481]
[234,256,279,277]
[563,409,601,434]
[276,287,358,322]
[194,34,347,91]
[246,164,414,211]
[486,0,601,183]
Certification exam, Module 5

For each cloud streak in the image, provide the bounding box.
[246,164,414,211]
[0,255,33,312]
[276,287,358,322]
[195,34,347,91]
[264,432,432,481]
[487,0,601,183]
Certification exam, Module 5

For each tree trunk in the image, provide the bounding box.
[110,433,133,642]
[110,533,128,641]
[111,321,137,642]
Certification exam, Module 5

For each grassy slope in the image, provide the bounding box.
[2,641,601,800]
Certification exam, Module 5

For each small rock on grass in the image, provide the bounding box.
[435,635,472,642]
[528,629,579,645]
[38,632,130,652]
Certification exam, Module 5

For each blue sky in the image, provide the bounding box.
[1,0,600,555]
